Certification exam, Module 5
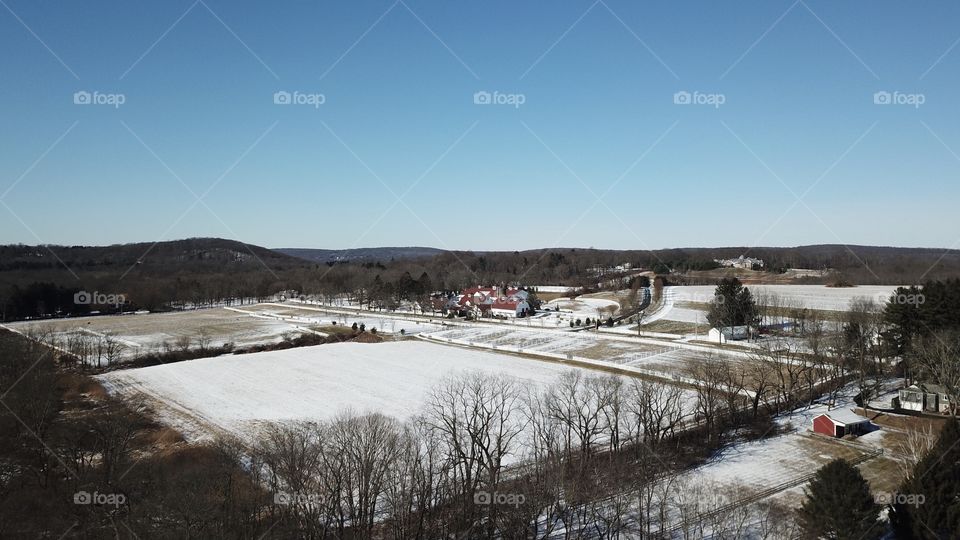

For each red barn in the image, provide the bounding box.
[812,409,871,438]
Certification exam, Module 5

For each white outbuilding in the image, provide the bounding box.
[707,325,749,344]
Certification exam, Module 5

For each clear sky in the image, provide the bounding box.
[1,0,959,251]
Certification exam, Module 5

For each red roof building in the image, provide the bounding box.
[812,409,871,438]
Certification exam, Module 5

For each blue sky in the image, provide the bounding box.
[1,0,959,251]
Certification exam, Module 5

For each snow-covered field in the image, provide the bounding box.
[418,325,750,387]
[645,284,906,325]
[423,325,670,364]
[6,308,306,360]
[545,296,619,319]
[532,285,580,293]
[98,341,578,443]
[669,285,904,311]
[231,303,444,334]
[660,307,708,324]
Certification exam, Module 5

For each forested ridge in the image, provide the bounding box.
[2,238,960,321]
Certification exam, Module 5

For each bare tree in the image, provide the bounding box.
[422,372,525,534]
[544,370,614,458]
[627,378,688,446]
[103,334,127,365]
[688,360,726,441]
[843,297,886,405]
[892,423,937,477]
[328,412,404,537]
[913,331,960,417]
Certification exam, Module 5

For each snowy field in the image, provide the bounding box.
[660,307,708,324]
[643,285,906,326]
[545,296,619,317]
[532,285,580,293]
[231,303,444,334]
[669,285,904,311]
[6,308,306,360]
[418,325,747,386]
[98,340,579,443]
[422,325,670,363]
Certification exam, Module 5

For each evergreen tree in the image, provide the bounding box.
[884,280,960,355]
[417,272,433,295]
[890,419,960,538]
[707,278,758,329]
[882,285,924,357]
[798,459,881,540]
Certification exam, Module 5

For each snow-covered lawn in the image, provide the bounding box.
[98,340,578,443]
[545,296,619,319]
[660,306,709,324]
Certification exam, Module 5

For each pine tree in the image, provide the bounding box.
[882,285,924,357]
[799,459,881,540]
[707,278,757,329]
[890,419,960,538]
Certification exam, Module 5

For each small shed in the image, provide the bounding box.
[707,325,749,344]
[812,409,871,438]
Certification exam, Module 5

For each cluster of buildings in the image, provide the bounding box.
[431,286,533,318]
[590,262,633,277]
[810,382,956,441]
[898,383,954,415]
[714,255,764,269]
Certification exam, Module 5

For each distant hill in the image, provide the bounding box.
[276,247,446,263]
[0,238,316,320]
[0,237,305,274]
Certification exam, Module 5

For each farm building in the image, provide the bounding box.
[707,325,749,344]
[439,286,535,318]
[504,288,530,300]
[714,255,764,269]
[899,383,953,414]
[491,299,532,317]
[812,409,872,438]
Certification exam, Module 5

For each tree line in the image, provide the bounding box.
[5,238,960,322]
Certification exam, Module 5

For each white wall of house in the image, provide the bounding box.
[899,389,925,412]
[708,328,726,344]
